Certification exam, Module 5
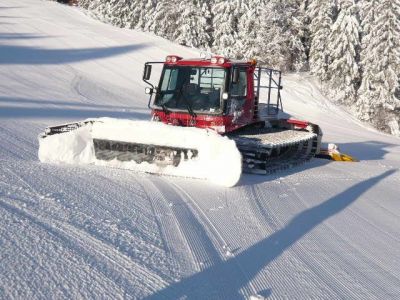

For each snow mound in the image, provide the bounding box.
[38,118,242,187]
[38,125,95,165]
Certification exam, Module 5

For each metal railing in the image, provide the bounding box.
[254,67,283,117]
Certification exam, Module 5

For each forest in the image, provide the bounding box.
[78,0,400,136]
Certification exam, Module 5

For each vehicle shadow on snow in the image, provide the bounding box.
[237,158,330,187]
[238,139,398,187]
[146,170,396,299]
[0,43,147,65]
[328,141,398,161]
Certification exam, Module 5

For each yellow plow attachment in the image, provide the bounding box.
[316,144,358,162]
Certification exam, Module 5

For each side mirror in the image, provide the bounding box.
[143,65,152,81]
[145,87,153,95]
[232,68,239,84]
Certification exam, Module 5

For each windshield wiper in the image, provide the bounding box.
[184,99,196,118]
[155,91,170,114]
[160,103,170,114]
[178,86,197,118]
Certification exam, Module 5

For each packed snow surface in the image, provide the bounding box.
[39,118,242,187]
[1,1,400,299]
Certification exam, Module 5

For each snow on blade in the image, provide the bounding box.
[38,118,242,187]
[38,124,95,165]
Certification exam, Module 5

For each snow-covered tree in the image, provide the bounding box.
[255,4,288,69]
[78,0,90,9]
[255,0,306,71]
[236,1,263,60]
[134,0,157,31]
[148,0,179,40]
[211,0,244,57]
[174,0,212,48]
[326,0,361,104]
[80,0,108,21]
[107,0,134,28]
[285,0,308,71]
[357,0,400,135]
[308,0,336,81]
[78,0,138,28]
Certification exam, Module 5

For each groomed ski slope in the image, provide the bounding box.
[1,1,400,299]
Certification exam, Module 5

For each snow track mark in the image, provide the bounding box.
[0,198,166,298]
[243,185,342,299]
[0,161,175,298]
[146,178,256,299]
[167,179,257,298]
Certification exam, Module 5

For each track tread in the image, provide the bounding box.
[229,126,320,175]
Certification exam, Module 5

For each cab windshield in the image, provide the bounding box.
[155,66,226,113]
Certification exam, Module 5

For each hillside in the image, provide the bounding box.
[78,0,400,137]
[1,1,400,299]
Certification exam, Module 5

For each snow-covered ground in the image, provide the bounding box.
[1,1,400,299]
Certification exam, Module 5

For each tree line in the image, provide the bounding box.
[78,0,400,136]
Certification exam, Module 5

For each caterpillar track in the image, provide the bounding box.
[228,124,321,174]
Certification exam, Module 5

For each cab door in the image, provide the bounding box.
[229,67,253,125]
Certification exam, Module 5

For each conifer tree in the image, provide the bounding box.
[174,0,212,49]
[107,0,133,28]
[256,0,306,71]
[211,0,243,57]
[256,3,287,69]
[148,0,179,40]
[326,0,361,104]
[236,2,262,60]
[308,0,335,81]
[78,0,90,9]
[133,0,157,31]
[357,0,400,135]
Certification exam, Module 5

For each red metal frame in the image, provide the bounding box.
[286,119,309,129]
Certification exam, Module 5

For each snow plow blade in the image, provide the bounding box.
[92,139,198,166]
[38,118,242,187]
